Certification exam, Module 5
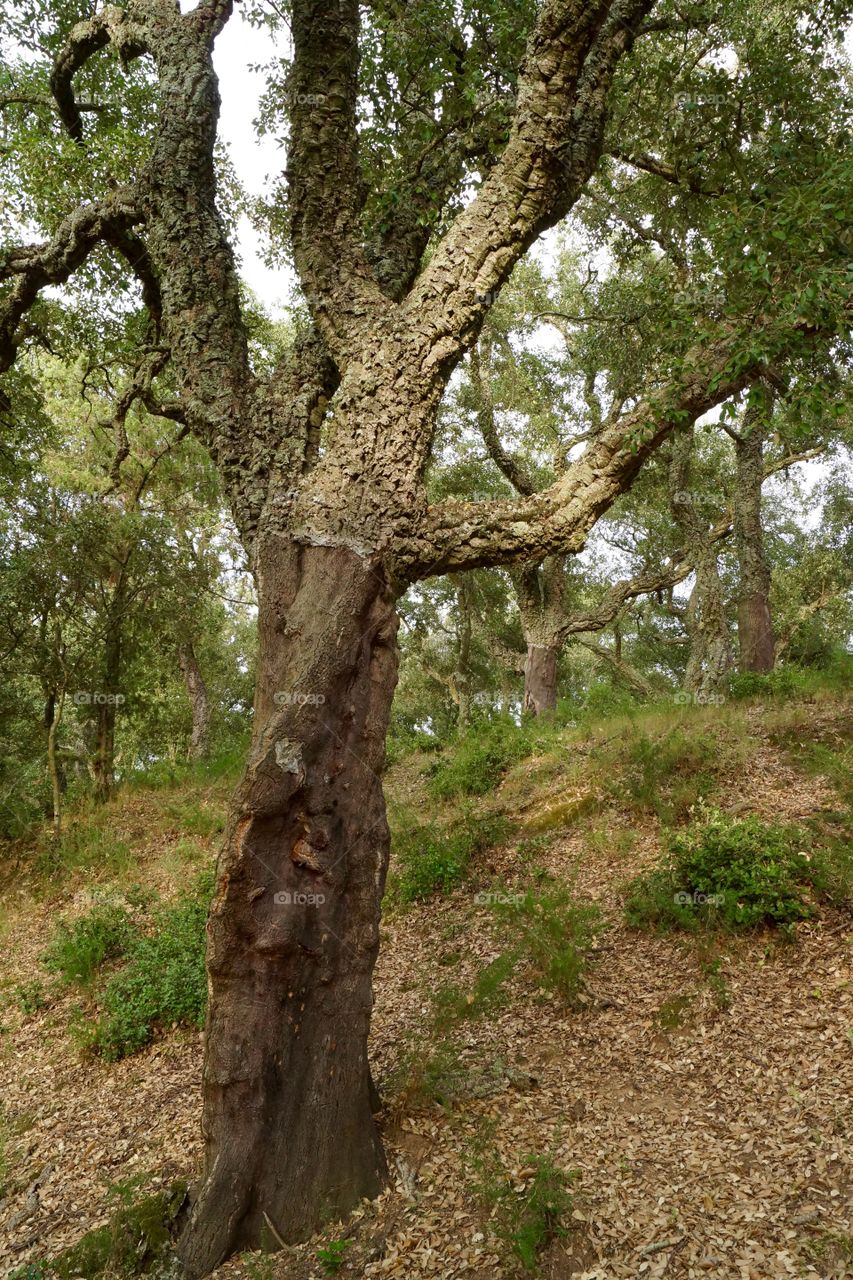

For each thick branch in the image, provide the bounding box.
[288,0,391,356]
[402,334,759,581]
[0,189,142,371]
[402,0,655,373]
[51,8,148,140]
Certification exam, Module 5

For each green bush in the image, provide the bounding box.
[91,872,213,1059]
[429,717,534,798]
[43,901,135,987]
[625,804,842,932]
[728,666,803,700]
[491,884,600,1003]
[389,810,510,903]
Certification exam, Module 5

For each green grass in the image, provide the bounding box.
[610,726,718,825]
[90,872,213,1060]
[36,821,133,880]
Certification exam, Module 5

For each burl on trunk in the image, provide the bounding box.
[179,542,398,1276]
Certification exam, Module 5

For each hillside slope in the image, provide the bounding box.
[0,691,851,1280]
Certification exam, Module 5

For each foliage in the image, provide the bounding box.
[43,900,134,988]
[625,803,848,933]
[491,883,600,1003]
[89,872,213,1060]
[315,1239,353,1276]
[467,1126,576,1273]
[388,808,510,903]
[428,717,536,797]
[612,727,718,824]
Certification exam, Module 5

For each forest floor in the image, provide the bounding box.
[0,691,851,1280]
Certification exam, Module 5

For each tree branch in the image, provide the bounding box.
[0,189,142,372]
[400,333,772,582]
[288,0,392,357]
[470,342,537,497]
[402,0,656,376]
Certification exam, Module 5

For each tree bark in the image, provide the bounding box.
[178,541,399,1278]
[669,426,732,698]
[734,403,775,672]
[179,642,212,761]
[522,642,559,715]
[47,687,66,837]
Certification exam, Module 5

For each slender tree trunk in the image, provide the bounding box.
[178,541,398,1278]
[179,642,212,760]
[453,574,474,732]
[47,687,66,837]
[516,558,564,716]
[522,643,559,715]
[734,406,775,672]
[670,426,732,698]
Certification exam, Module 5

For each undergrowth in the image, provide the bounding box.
[625,802,851,933]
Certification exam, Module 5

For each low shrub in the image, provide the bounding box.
[429,717,534,798]
[389,809,510,903]
[43,901,135,987]
[491,883,600,1003]
[91,872,213,1059]
[613,727,717,824]
[625,803,844,932]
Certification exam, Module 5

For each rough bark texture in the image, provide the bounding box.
[179,642,212,760]
[734,404,775,672]
[523,643,560,714]
[1,0,839,1271]
[669,426,732,698]
[178,541,398,1277]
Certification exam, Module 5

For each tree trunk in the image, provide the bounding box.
[669,426,732,699]
[178,542,398,1278]
[683,544,732,698]
[93,598,124,802]
[47,687,66,837]
[522,643,559,715]
[734,407,775,672]
[179,642,212,760]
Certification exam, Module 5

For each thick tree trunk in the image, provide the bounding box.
[734,409,775,672]
[179,642,212,760]
[178,542,398,1278]
[522,643,559,715]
